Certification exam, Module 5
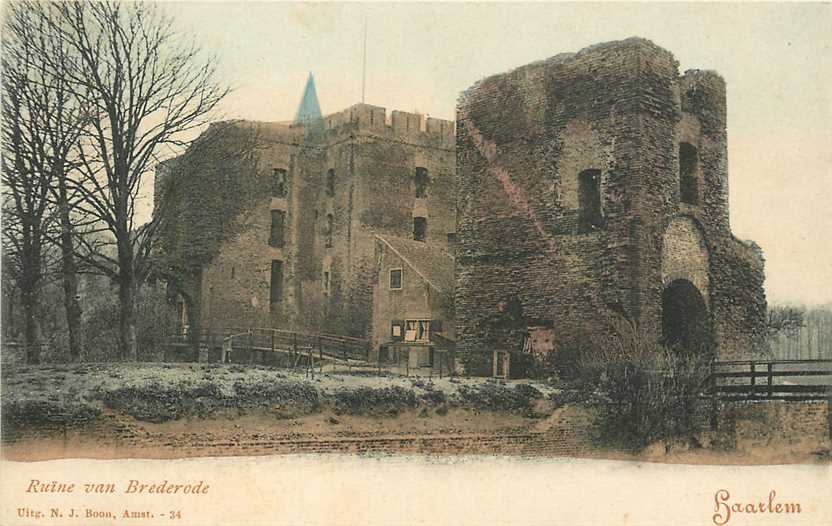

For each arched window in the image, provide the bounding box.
[326,169,335,197]
[578,169,602,232]
[415,167,428,198]
[679,143,699,205]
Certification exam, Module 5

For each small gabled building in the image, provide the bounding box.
[371,235,457,375]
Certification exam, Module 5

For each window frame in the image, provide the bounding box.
[389,268,403,290]
[404,319,431,343]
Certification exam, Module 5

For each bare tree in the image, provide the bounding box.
[43,2,228,360]
[2,5,55,363]
[2,1,93,361]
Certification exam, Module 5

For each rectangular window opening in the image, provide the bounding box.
[389,268,402,290]
[269,210,286,247]
[326,169,335,197]
[413,216,427,242]
[578,169,603,233]
[679,143,699,205]
[404,320,430,342]
[415,167,428,198]
[272,168,287,198]
[325,213,334,248]
[269,260,283,306]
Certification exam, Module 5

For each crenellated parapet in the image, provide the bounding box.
[317,103,455,149]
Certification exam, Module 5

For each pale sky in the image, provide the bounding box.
[156,1,831,306]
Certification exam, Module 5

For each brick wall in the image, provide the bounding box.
[714,399,832,450]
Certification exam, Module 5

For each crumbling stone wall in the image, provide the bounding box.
[455,38,767,376]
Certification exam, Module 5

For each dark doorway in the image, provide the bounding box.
[661,279,710,354]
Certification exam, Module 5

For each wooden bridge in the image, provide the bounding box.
[164,327,372,369]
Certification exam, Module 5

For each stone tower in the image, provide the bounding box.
[454,38,767,376]
[155,80,456,341]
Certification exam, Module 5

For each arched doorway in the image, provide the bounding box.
[661,279,710,354]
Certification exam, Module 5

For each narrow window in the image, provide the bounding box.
[578,169,602,233]
[269,260,283,306]
[415,167,428,198]
[272,168,287,198]
[389,269,402,290]
[322,270,330,295]
[326,169,335,197]
[679,143,699,205]
[269,210,285,247]
[413,216,427,242]
[325,213,334,248]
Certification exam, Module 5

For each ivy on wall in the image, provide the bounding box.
[154,123,266,296]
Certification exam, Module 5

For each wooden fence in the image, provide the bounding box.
[164,327,372,369]
[706,358,832,401]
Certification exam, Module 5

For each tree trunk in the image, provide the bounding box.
[118,280,138,361]
[185,271,203,362]
[20,273,43,364]
[56,182,83,361]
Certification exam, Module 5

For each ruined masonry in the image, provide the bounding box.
[455,38,766,376]
[155,38,767,377]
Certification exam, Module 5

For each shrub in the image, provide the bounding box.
[333,386,418,416]
[455,382,542,413]
[582,316,710,451]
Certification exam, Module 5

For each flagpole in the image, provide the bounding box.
[361,15,367,104]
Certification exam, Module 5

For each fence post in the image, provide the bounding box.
[248,329,255,365]
[749,362,756,399]
[767,362,774,399]
[318,336,323,375]
[310,345,315,380]
[709,361,718,432]
[293,333,298,369]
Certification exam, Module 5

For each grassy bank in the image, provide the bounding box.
[1,363,554,439]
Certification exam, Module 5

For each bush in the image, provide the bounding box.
[581,316,710,451]
[333,386,418,416]
[455,382,542,413]
[1,399,101,438]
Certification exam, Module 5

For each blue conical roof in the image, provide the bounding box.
[294,73,322,124]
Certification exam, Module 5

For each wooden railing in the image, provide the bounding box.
[164,326,372,365]
[706,359,832,401]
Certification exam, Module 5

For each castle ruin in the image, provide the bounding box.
[155,38,767,377]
